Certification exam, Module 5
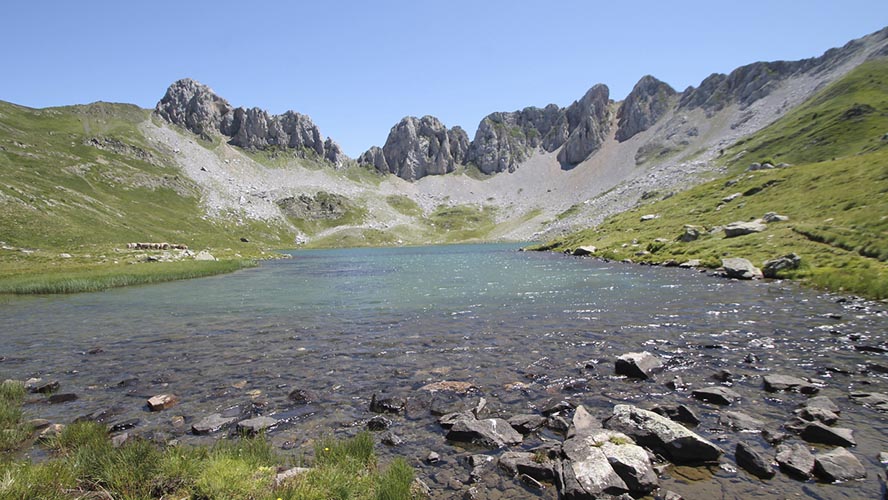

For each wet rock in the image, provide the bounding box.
[508,414,547,434]
[380,431,403,446]
[27,418,51,431]
[446,417,523,449]
[75,408,119,424]
[192,413,237,435]
[572,246,597,256]
[650,404,701,426]
[735,442,776,479]
[724,221,767,238]
[27,379,59,394]
[721,258,763,280]
[468,454,495,483]
[659,491,684,500]
[615,351,663,380]
[111,432,130,448]
[804,395,840,414]
[560,443,629,498]
[430,392,474,416]
[568,405,602,437]
[48,393,77,404]
[287,388,316,404]
[799,421,856,447]
[541,398,575,416]
[762,253,801,278]
[692,386,740,405]
[370,394,405,414]
[419,380,477,394]
[109,419,139,432]
[762,428,790,445]
[719,411,764,432]
[236,416,278,435]
[367,415,392,431]
[849,392,888,411]
[814,447,866,482]
[547,415,571,433]
[763,374,818,394]
[439,411,474,428]
[147,394,179,411]
[499,451,556,482]
[712,369,733,383]
[38,423,65,442]
[776,443,815,479]
[663,375,686,390]
[426,451,440,464]
[794,407,839,425]
[604,404,723,464]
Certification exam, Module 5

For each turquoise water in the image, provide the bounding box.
[1,243,887,498]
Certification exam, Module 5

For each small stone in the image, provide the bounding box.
[28,379,59,394]
[370,394,405,414]
[274,467,310,487]
[776,443,815,479]
[508,414,547,434]
[719,411,763,432]
[287,388,315,403]
[380,431,403,446]
[692,386,740,405]
[147,394,179,411]
[426,451,441,464]
[540,398,575,416]
[794,407,839,425]
[111,432,130,448]
[763,374,817,394]
[650,404,700,425]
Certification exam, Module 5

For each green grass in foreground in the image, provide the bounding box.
[536,60,888,300]
[0,260,255,295]
[0,415,421,500]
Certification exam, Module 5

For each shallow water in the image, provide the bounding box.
[2,243,887,498]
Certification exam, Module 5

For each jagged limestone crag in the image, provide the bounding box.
[363,116,468,181]
[155,79,344,165]
[467,104,567,174]
[615,75,677,142]
[557,84,612,166]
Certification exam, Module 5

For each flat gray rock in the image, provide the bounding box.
[763,374,817,394]
[799,421,855,447]
[736,442,775,479]
[719,411,764,432]
[814,447,866,482]
[236,416,278,435]
[446,417,523,449]
[192,413,237,435]
[604,404,722,464]
[776,443,815,479]
[724,221,767,238]
[692,386,740,405]
[721,257,763,279]
[849,392,888,412]
[615,351,663,380]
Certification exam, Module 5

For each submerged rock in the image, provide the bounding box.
[719,411,764,432]
[237,416,278,435]
[692,386,740,405]
[146,394,179,411]
[763,374,818,394]
[192,413,237,435]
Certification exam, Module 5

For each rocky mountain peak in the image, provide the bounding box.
[557,84,612,166]
[155,79,232,139]
[467,104,567,175]
[362,115,467,181]
[155,79,345,165]
[615,75,676,142]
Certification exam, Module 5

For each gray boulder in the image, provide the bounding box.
[446,416,523,449]
[692,386,741,405]
[615,75,676,142]
[814,447,866,482]
[561,435,630,498]
[762,254,801,278]
[735,442,776,479]
[794,406,839,425]
[849,392,888,411]
[557,84,612,166]
[615,351,663,380]
[776,443,815,479]
[604,404,722,464]
[678,225,701,242]
[721,257,763,280]
[499,451,556,482]
[799,421,856,447]
[508,414,547,434]
[569,405,602,438]
[762,212,790,223]
[650,404,700,426]
[804,395,840,414]
[724,221,767,238]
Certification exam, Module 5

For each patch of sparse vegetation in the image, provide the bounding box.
[386,195,422,217]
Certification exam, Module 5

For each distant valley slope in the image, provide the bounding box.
[1,27,887,294]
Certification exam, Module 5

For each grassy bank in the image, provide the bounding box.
[535,60,888,300]
[0,259,255,295]
[0,380,421,499]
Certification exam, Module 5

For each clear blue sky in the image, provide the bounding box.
[2,1,887,157]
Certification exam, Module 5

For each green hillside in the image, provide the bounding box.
[537,60,888,299]
[0,101,288,293]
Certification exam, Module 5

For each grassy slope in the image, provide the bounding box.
[0,101,291,293]
[537,60,888,299]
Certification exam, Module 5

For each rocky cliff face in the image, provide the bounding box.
[467,105,567,175]
[368,116,468,181]
[615,76,676,142]
[155,79,344,166]
[557,84,612,166]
